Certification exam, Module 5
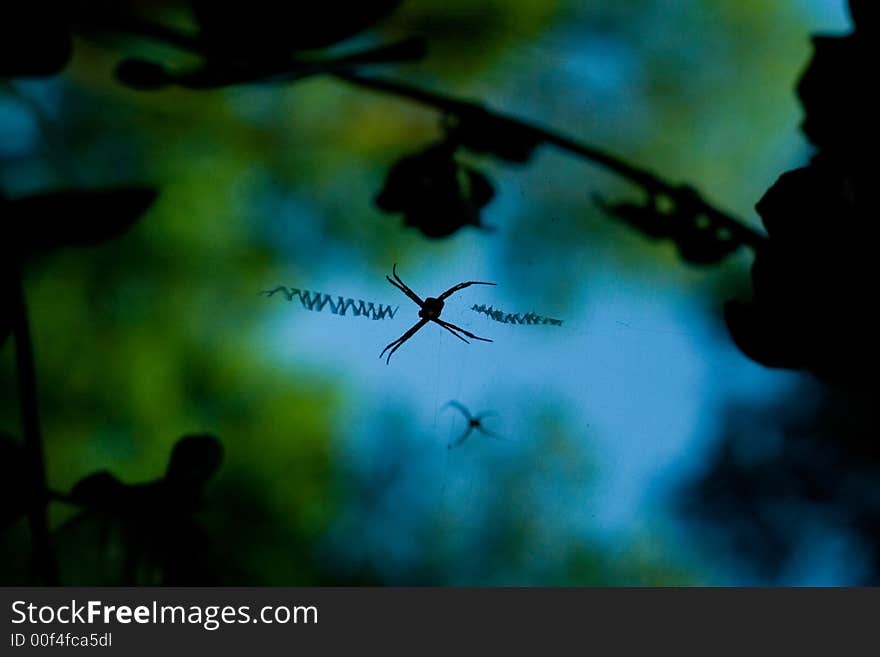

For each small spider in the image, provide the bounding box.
[444,400,501,449]
[380,264,495,363]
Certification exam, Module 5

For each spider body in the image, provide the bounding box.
[444,400,502,449]
[418,297,444,320]
[380,264,495,363]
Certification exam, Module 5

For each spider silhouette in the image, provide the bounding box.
[380,264,495,363]
[444,400,501,449]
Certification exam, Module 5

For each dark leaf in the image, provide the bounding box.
[68,471,129,512]
[3,187,158,256]
[191,0,404,54]
[68,434,222,513]
[727,160,879,381]
[753,166,832,240]
[59,435,224,584]
[57,483,216,585]
[0,5,72,77]
[165,434,223,490]
[723,300,802,370]
[849,0,878,34]
[797,35,876,158]
[376,143,495,238]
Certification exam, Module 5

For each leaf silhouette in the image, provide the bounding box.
[723,300,802,370]
[68,434,223,513]
[67,471,130,513]
[3,187,157,258]
[58,434,223,585]
[725,160,877,381]
[164,434,224,491]
[848,0,877,33]
[797,34,874,158]
[375,142,495,238]
[725,1,877,381]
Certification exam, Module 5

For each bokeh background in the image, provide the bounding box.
[0,0,863,585]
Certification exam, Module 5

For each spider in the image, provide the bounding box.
[380,264,496,363]
[444,400,501,449]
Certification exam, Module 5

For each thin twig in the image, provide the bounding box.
[10,269,60,585]
[335,72,767,249]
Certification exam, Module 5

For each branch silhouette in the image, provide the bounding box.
[75,15,765,252]
[336,72,766,251]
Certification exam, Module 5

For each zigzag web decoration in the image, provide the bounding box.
[261,286,399,321]
[470,304,563,326]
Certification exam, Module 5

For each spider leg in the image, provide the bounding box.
[443,400,473,421]
[386,276,424,306]
[386,264,424,306]
[438,280,497,301]
[448,426,475,449]
[432,319,470,344]
[474,410,499,421]
[435,319,493,343]
[380,334,415,364]
[475,425,509,441]
[379,318,428,364]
